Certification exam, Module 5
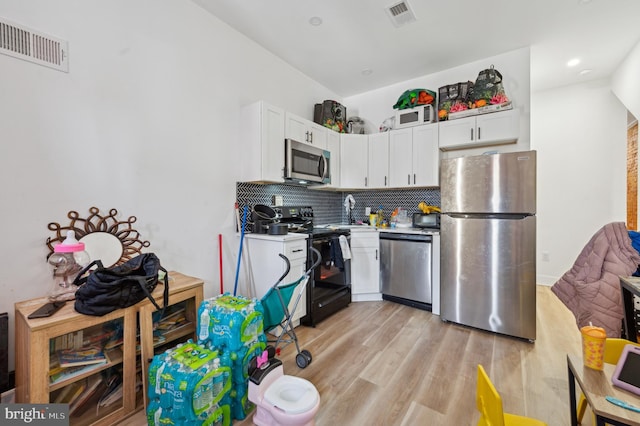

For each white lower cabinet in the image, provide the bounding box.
[245,234,308,327]
[350,229,381,301]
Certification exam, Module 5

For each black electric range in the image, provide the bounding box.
[273,206,351,326]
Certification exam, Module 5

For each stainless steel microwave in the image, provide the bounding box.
[284,138,331,185]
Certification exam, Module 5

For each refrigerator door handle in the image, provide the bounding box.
[446,213,532,220]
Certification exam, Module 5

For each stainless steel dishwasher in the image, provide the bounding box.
[380,232,432,311]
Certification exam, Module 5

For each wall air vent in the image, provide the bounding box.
[0,17,68,72]
[385,1,417,28]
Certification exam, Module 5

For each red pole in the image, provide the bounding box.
[218,234,224,294]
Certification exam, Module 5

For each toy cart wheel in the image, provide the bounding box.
[296,353,309,369]
[301,349,312,365]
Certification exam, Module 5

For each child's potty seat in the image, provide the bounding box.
[264,376,319,414]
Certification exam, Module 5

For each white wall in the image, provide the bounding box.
[532,79,628,285]
[343,47,531,159]
[0,0,339,371]
[612,39,640,120]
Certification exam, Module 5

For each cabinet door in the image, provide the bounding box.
[389,128,413,188]
[351,247,380,294]
[340,134,368,189]
[325,131,341,188]
[308,122,328,149]
[475,109,519,144]
[438,116,475,150]
[368,132,389,188]
[285,112,311,144]
[261,103,286,182]
[240,101,285,183]
[412,123,439,187]
[285,113,328,148]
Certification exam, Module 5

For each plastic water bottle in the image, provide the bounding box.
[199,306,210,342]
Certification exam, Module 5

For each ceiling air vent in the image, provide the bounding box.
[0,17,68,72]
[385,1,417,28]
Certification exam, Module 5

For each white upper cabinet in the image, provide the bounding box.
[240,101,285,183]
[340,133,390,189]
[389,123,439,188]
[285,112,328,149]
[438,109,519,151]
[412,124,439,187]
[367,132,390,189]
[389,128,412,188]
[324,130,341,189]
[340,134,368,189]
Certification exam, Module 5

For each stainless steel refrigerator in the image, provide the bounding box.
[440,150,536,341]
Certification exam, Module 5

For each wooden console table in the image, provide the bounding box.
[15,271,203,426]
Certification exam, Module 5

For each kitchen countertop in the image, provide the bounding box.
[244,233,308,241]
[316,224,439,235]
[377,227,440,235]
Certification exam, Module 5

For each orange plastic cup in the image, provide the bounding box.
[581,325,606,370]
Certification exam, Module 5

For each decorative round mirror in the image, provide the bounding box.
[79,232,123,268]
[46,207,150,268]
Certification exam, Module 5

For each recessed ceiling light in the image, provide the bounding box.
[361,68,373,76]
[579,69,593,76]
[567,58,580,67]
[309,16,322,26]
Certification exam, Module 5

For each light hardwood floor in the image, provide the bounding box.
[119,285,588,426]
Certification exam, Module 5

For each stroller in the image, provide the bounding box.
[260,247,321,368]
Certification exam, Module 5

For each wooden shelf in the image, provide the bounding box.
[15,271,204,425]
[49,347,123,392]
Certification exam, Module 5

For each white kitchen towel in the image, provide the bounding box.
[339,235,352,260]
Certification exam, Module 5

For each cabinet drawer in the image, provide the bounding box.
[350,234,379,249]
[284,241,307,261]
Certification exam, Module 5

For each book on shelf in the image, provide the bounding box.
[155,307,187,330]
[69,375,105,416]
[103,336,123,350]
[53,380,86,404]
[51,330,84,352]
[50,362,106,385]
[82,328,116,347]
[97,375,123,408]
[58,345,108,367]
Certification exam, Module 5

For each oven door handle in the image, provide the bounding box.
[308,246,322,270]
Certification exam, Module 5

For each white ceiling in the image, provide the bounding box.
[192,0,640,98]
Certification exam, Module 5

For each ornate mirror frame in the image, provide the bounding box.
[46,207,150,268]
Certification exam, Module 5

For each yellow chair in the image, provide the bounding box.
[576,338,640,423]
[476,364,547,426]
